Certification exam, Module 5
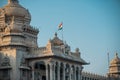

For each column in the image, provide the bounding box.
[32,68,34,80]
[79,66,82,80]
[57,63,60,80]
[50,63,53,80]
[63,64,65,80]
[53,64,55,80]
[78,67,80,80]
[69,65,72,80]
[46,64,48,80]
[74,67,76,80]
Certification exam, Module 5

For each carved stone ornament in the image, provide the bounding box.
[20,55,26,66]
[8,0,19,3]
[1,55,10,66]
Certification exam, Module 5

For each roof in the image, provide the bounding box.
[25,33,88,65]
[110,53,120,65]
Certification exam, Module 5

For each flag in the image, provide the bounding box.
[58,22,63,30]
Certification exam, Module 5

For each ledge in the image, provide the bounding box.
[0,66,12,69]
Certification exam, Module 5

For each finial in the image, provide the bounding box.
[76,48,79,53]
[115,53,118,58]
[8,0,19,4]
[55,32,57,37]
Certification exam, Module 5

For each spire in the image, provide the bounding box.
[55,32,57,37]
[115,53,119,58]
[8,0,19,4]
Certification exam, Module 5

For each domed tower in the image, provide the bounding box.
[108,53,120,80]
[0,0,39,49]
[0,0,39,80]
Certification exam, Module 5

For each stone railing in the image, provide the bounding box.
[0,40,26,46]
[82,71,107,80]
[51,46,63,54]
[30,47,46,54]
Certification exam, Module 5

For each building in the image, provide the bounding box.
[81,53,120,80]
[0,0,88,80]
[108,53,120,80]
[0,0,120,80]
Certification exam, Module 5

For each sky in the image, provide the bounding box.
[0,0,120,75]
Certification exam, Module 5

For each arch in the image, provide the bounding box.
[55,62,59,80]
[47,64,50,80]
[0,55,11,80]
[34,61,46,70]
[34,61,46,80]
[60,62,64,80]
[76,67,79,80]
[71,65,75,80]
[65,64,70,80]
[1,55,10,66]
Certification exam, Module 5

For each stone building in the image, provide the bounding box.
[81,53,120,80]
[0,0,120,80]
[0,0,88,80]
[108,53,120,80]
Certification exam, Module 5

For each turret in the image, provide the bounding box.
[108,53,120,80]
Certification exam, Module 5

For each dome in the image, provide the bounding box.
[1,0,31,24]
[51,33,64,46]
[110,53,120,65]
[4,4,31,18]
[4,0,31,18]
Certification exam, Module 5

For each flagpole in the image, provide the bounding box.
[57,22,65,53]
[107,52,110,80]
[62,22,64,42]
[61,22,65,54]
[58,22,64,42]
[107,52,110,69]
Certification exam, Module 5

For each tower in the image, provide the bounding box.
[0,1,88,80]
[108,53,120,80]
[0,0,39,80]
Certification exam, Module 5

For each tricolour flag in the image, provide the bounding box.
[58,22,63,30]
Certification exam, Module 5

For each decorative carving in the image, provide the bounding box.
[65,44,70,54]
[46,40,52,53]
[51,33,64,46]
[20,55,26,66]
[1,54,10,66]
[8,0,19,3]
[0,8,5,15]
[75,48,79,53]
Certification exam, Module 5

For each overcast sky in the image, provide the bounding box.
[0,0,120,75]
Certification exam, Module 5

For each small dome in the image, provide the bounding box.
[51,33,64,46]
[110,53,120,64]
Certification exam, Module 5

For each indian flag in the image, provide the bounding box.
[58,22,63,30]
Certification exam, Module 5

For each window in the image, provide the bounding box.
[22,69,26,77]
[0,69,10,80]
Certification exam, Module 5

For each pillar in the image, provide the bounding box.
[32,68,34,80]
[46,64,48,80]
[57,63,60,80]
[79,66,82,80]
[78,67,80,80]
[53,64,55,80]
[50,63,53,80]
[74,66,76,80]
[63,64,65,80]
[69,65,72,80]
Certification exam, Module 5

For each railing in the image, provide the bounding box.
[0,40,26,46]
[30,47,46,54]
